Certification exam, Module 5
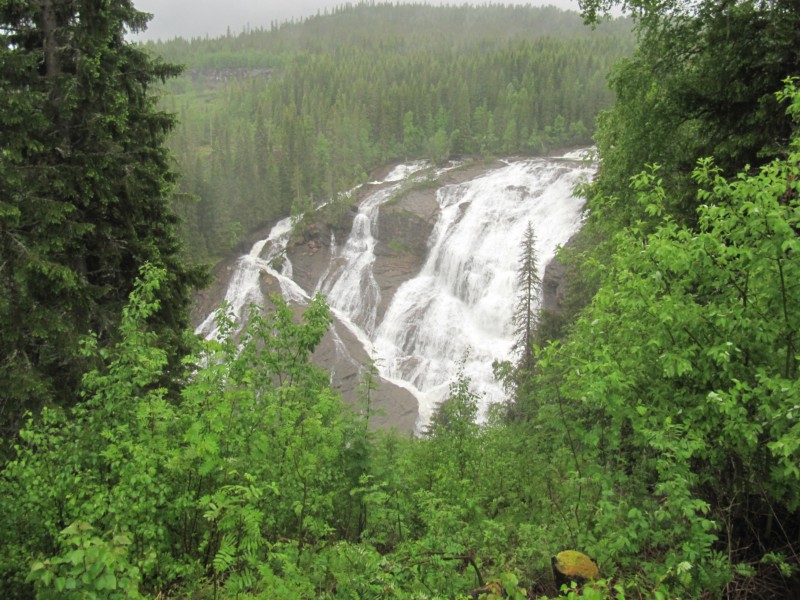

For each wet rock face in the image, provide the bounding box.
[541,252,568,313]
[311,312,418,433]
[376,208,433,258]
[286,221,336,294]
[372,194,438,324]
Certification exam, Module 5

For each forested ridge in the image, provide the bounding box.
[147,4,631,261]
[2,1,800,599]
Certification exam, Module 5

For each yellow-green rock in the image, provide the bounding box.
[551,550,600,589]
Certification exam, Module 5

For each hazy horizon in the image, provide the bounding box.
[133,0,583,41]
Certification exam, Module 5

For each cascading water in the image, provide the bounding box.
[371,155,594,426]
[197,151,594,430]
[316,162,432,335]
[196,216,307,340]
[316,185,396,336]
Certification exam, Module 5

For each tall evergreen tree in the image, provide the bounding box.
[0,0,205,432]
[513,221,541,372]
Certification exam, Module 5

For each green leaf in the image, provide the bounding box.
[95,571,117,590]
[66,549,85,565]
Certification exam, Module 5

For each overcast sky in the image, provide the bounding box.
[133,1,583,41]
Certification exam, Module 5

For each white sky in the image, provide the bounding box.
[133,1,583,41]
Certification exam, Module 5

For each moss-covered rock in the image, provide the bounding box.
[551,550,600,590]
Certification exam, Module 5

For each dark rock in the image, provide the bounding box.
[541,231,581,314]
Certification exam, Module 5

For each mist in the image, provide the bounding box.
[133,0,582,41]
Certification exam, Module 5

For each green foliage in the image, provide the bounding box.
[425,365,482,489]
[584,0,800,227]
[525,82,800,596]
[20,247,796,596]
[556,2,800,368]
[9,6,800,597]
[513,221,542,377]
[27,522,141,599]
[0,267,358,597]
[0,267,578,596]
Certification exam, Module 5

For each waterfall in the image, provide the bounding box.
[315,185,395,335]
[197,151,593,430]
[316,162,432,335]
[371,156,593,426]
[195,216,308,340]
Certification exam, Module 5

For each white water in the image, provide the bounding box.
[316,185,398,336]
[316,162,434,335]
[197,152,594,429]
[370,160,429,184]
[316,152,593,427]
[196,216,308,340]
[372,156,593,425]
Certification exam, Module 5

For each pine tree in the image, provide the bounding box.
[513,221,541,373]
[0,1,205,432]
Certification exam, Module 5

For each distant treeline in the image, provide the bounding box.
[147,3,632,261]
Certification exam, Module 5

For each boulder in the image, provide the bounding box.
[551,550,600,590]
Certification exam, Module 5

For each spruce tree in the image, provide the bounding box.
[0,1,205,432]
[513,221,541,373]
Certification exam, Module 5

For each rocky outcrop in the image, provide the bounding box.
[541,250,568,313]
[312,314,418,432]
[372,193,437,322]
[285,219,340,294]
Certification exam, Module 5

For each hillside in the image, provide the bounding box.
[146,3,632,261]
